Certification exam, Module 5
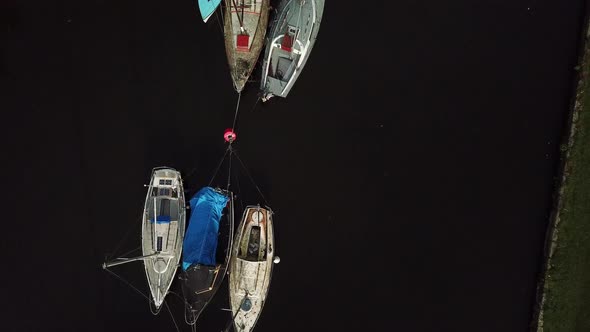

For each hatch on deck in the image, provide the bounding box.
[281,35,293,52]
[281,25,298,52]
[237,34,249,51]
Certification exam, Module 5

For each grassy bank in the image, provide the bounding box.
[537,26,590,332]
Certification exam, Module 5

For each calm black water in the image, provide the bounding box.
[2,0,587,331]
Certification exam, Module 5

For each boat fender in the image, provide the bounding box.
[224,128,237,143]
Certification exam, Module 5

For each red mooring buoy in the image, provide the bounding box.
[224,128,236,143]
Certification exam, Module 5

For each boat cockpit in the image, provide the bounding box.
[239,225,267,262]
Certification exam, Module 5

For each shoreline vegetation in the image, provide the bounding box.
[535,20,590,332]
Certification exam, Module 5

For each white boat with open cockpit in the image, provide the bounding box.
[260,0,325,101]
[228,206,277,332]
[103,167,186,312]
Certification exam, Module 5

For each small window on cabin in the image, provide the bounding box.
[157,236,163,252]
[159,179,166,185]
[165,179,173,185]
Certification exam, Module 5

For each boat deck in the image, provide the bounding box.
[229,206,275,331]
[224,0,270,92]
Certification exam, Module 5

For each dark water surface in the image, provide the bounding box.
[2,0,587,331]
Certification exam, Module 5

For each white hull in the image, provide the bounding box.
[260,0,325,100]
[228,206,275,332]
[141,167,186,310]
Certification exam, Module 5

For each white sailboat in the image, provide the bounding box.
[103,167,186,312]
[227,206,278,331]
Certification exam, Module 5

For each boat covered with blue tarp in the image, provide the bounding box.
[180,186,234,326]
[182,186,229,270]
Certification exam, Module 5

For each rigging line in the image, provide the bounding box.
[110,246,142,261]
[227,145,234,191]
[233,150,270,207]
[233,164,245,213]
[106,215,142,261]
[164,299,180,332]
[215,8,224,35]
[209,146,231,187]
[250,95,261,112]
[167,290,191,308]
[184,166,200,184]
[241,0,244,27]
[232,92,242,131]
[103,267,150,301]
[230,0,244,29]
[220,0,225,25]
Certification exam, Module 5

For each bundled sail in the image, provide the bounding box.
[223,0,270,92]
[260,0,325,101]
[198,0,222,22]
[180,186,235,325]
[228,206,276,332]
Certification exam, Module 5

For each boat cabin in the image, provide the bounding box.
[145,175,182,257]
[238,210,268,262]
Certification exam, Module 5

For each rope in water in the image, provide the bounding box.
[208,146,230,187]
[103,267,150,302]
[232,92,241,131]
[233,149,270,208]
[163,299,180,332]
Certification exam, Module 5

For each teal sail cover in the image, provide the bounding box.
[182,187,229,270]
[198,0,221,22]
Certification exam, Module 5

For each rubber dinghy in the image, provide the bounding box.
[180,186,235,325]
[223,0,270,92]
[228,206,276,332]
[260,0,325,101]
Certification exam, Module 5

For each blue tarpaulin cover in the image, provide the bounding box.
[182,187,228,271]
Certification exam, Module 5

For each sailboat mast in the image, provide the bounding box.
[231,0,245,31]
[153,196,157,250]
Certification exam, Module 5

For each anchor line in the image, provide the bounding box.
[111,246,142,261]
[219,0,225,25]
[208,146,231,187]
[103,267,150,302]
[232,92,242,131]
[233,149,270,208]
[233,163,245,213]
[105,215,142,262]
[104,267,180,330]
[163,299,180,332]
[215,10,224,35]
[250,96,261,112]
[227,145,234,191]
